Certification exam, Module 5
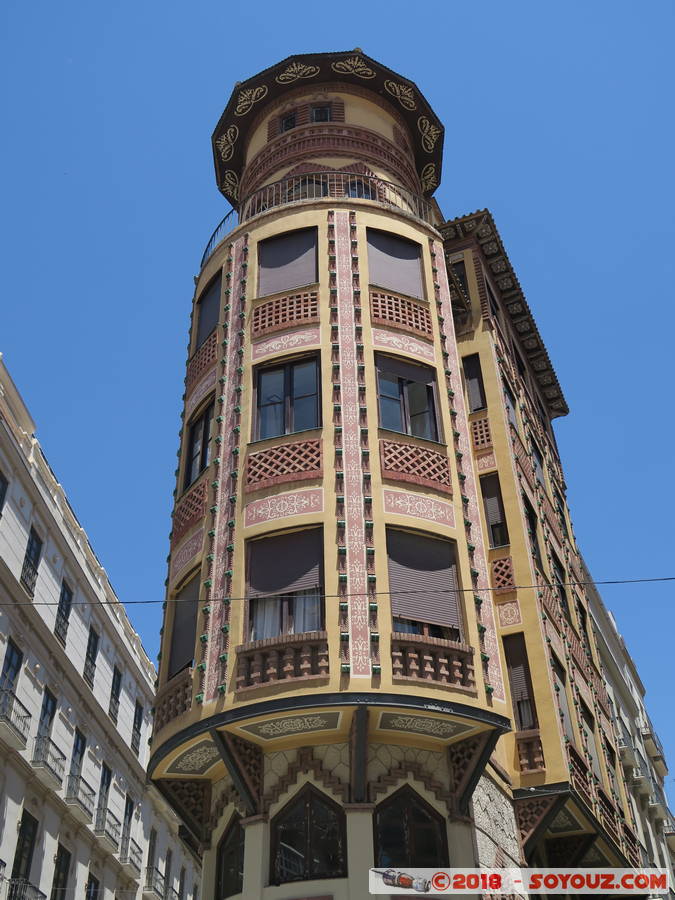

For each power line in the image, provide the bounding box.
[1,576,673,607]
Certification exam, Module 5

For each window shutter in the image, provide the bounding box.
[504,633,537,730]
[267,117,279,142]
[552,656,574,739]
[168,575,200,678]
[387,530,461,630]
[295,104,310,126]
[503,382,518,429]
[195,275,221,349]
[367,230,423,299]
[332,98,345,122]
[258,229,317,297]
[462,354,486,412]
[480,474,502,530]
[248,529,322,597]
[376,354,433,386]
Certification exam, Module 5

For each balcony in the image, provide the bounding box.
[622,823,642,868]
[0,689,31,749]
[65,774,95,823]
[120,830,143,878]
[200,171,434,269]
[597,788,621,846]
[94,806,121,852]
[568,744,595,810]
[516,729,546,773]
[663,816,675,852]
[20,557,39,596]
[235,632,329,692]
[166,888,180,900]
[390,633,475,691]
[143,867,165,900]
[83,656,96,688]
[648,779,668,821]
[31,734,66,789]
[642,720,668,776]
[54,610,69,646]
[154,667,193,733]
[7,880,47,900]
[108,695,120,724]
[131,725,141,756]
[617,721,638,767]
[632,759,652,796]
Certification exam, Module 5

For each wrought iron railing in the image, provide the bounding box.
[65,774,95,817]
[7,879,47,900]
[32,734,66,784]
[120,830,142,873]
[54,610,69,645]
[199,172,434,269]
[109,695,120,724]
[94,807,121,849]
[20,556,39,596]
[144,867,165,898]
[83,655,96,687]
[131,725,141,755]
[0,689,31,743]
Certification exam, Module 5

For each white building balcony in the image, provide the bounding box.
[0,689,31,750]
[31,734,66,790]
[64,774,96,823]
[143,867,165,900]
[119,830,143,879]
[94,807,121,852]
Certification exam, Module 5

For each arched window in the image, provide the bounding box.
[270,784,347,885]
[216,815,244,899]
[374,785,449,868]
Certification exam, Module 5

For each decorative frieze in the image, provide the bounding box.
[382,489,454,527]
[251,327,320,361]
[244,488,323,526]
[371,328,435,362]
[169,528,204,585]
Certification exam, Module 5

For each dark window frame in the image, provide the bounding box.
[1,638,23,692]
[50,843,71,900]
[109,666,122,723]
[376,355,440,443]
[0,469,8,516]
[216,814,245,899]
[183,399,215,491]
[269,783,347,885]
[254,355,321,441]
[480,473,510,549]
[373,784,449,869]
[311,104,332,123]
[462,353,487,413]
[280,112,296,132]
[84,626,99,687]
[257,227,318,297]
[193,273,221,351]
[54,580,73,645]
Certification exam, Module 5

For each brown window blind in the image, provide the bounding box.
[366,229,423,299]
[195,275,221,349]
[551,655,574,740]
[258,228,317,297]
[248,528,322,597]
[168,574,200,679]
[462,354,487,412]
[386,530,461,630]
[580,700,602,779]
[504,633,537,730]
[480,473,509,548]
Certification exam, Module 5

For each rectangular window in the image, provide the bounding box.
[37,688,57,738]
[503,381,518,430]
[523,496,543,570]
[178,868,186,900]
[580,700,602,779]
[50,844,71,900]
[258,228,317,297]
[109,666,122,723]
[503,633,537,731]
[311,105,331,122]
[165,849,173,898]
[148,828,157,869]
[485,277,500,318]
[168,574,200,679]
[376,355,438,441]
[132,701,143,755]
[11,810,39,883]
[531,440,545,487]
[194,274,221,350]
[0,469,8,515]
[551,655,574,740]
[387,529,462,641]
[184,401,214,490]
[54,581,72,645]
[99,763,112,809]
[247,529,323,641]
[552,553,569,618]
[85,873,100,900]
[0,638,23,692]
[21,527,42,595]
[366,229,423,299]
[256,357,319,440]
[480,473,509,548]
[280,112,296,132]
[84,627,99,687]
[451,260,470,299]
[554,488,569,537]
[70,728,86,778]
[462,354,487,412]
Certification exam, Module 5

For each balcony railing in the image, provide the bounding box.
[7,879,47,900]
[568,744,594,810]
[0,689,31,744]
[65,774,95,817]
[144,868,165,898]
[94,807,121,850]
[131,726,141,756]
[391,633,475,690]
[120,830,143,874]
[235,632,329,691]
[54,610,69,645]
[166,888,179,900]
[83,656,96,687]
[200,172,434,269]
[32,734,66,785]
[20,557,39,596]
[154,667,193,733]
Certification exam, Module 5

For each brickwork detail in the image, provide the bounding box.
[370,290,432,338]
[171,479,207,547]
[380,439,452,493]
[491,556,516,593]
[251,290,319,337]
[245,439,322,492]
[470,415,492,450]
[186,330,218,395]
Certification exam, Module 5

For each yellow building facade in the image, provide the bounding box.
[148,51,659,897]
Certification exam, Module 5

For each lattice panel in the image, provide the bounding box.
[245,439,322,491]
[370,290,433,338]
[380,439,452,493]
[171,480,207,546]
[251,290,319,337]
[154,669,193,732]
[186,330,218,394]
[491,556,515,593]
[471,416,492,450]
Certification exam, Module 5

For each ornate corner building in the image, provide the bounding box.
[148,51,673,898]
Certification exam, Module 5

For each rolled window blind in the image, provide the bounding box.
[462,354,486,412]
[386,530,461,629]
[504,633,537,729]
[480,474,502,529]
[248,528,322,597]
[367,229,423,299]
[376,354,434,386]
[258,228,317,297]
[195,275,221,349]
[168,575,200,678]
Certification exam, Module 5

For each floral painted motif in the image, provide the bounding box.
[251,328,320,361]
[379,713,466,738]
[372,329,435,363]
[169,529,204,585]
[497,600,522,627]
[253,715,331,737]
[384,80,417,110]
[234,84,268,116]
[420,162,437,192]
[331,56,376,79]
[417,116,442,152]
[215,125,239,162]
[244,489,323,526]
[383,490,454,527]
[221,170,239,200]
[276,62,320,83]
[170,741,220,774]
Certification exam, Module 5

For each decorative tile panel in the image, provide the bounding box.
[251,290,318,337]
[371,328,435,362]
[240,712,340,740]
[370,289,432,338]
[186,330,218,394]
[244,439,322,492]
[491,556,516,593]
[251,327,320,361]
[497,599,521,627]
[382,489,454,527]
[244,488,323,526]
[380,439,452,494]
[169,528,204,585]
[185,368,217,419]
[476,450,497,471]
[378,712,473,740]
[470,416,492,450]
[171,480,207,547]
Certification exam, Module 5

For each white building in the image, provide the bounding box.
[0,356,200,900]
[585,560,675,878]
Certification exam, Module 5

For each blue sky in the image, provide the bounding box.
[1,1,673,783]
